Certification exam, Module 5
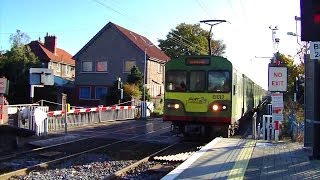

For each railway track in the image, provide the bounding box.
[0,121,167,162]
[0,121,177,179]
[1,114,254,179]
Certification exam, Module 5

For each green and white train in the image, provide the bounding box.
[163,55,265,137]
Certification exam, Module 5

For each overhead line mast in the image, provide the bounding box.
[200,20,228,55]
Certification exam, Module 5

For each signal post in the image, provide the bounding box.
[300,0,320,159]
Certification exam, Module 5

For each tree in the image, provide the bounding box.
[10,30,31,48]
[126,66,150,101]
[0,30,40,104]
[274,52,304,103]
[158,23,226,58]
[105,80,121,105]
[126,66,143,85]
[123,83,141,101]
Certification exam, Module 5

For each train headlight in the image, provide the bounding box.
[211,104,227,111]
[212,104,219,111]
[167,103,180,109]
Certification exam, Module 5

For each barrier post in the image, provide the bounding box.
[263,115,273,140]
[62,93,67,134]
[275,120,279,142]
[257,123,261,140]
[98,105,102,123]
[252,113,257,139]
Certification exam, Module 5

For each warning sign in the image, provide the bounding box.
[268,66,287,92]
[271,93,284,108]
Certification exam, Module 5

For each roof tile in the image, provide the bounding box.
[28,41,75,65]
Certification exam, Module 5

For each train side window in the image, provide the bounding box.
[233,85,237,95]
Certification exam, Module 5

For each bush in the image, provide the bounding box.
[151,103,163,117]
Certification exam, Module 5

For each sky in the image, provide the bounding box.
[0,0,301,90]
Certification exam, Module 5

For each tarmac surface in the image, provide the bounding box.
[245,140,320,180]
[162,138,320,180]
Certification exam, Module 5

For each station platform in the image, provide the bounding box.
[162,138,320,180]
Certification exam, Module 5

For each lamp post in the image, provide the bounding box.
[143,44,154,120]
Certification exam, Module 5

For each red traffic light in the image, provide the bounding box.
[301,0,320,41]
[315,14,320,24]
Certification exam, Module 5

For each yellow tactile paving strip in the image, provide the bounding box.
[228,140,256,180]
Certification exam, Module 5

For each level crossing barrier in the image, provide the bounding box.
[46,105,137,132]
[7,104,138,136]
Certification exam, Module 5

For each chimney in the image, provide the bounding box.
[44,33,57,54]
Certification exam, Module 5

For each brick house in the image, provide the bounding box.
[73,22,170,106]
[28,33,75,79]
[28,34,76,104]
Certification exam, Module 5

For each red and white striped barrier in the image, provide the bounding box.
[47,106,136,117]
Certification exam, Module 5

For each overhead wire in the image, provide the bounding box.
[195,0,215,19]
[91,0,209,54]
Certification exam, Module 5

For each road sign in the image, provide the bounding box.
[271,93,284,108]
[29,68,54,85]
[268,66,288,92]
[310,42,320,59]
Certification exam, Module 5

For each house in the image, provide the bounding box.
[73,22,170,106]
[28,34,76,104]
[28,33,75,80]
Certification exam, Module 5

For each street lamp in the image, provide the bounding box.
[142,44,154,120]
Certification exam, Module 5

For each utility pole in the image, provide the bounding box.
[269,25,280,64]
[200,20,227,55]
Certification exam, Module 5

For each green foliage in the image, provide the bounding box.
[10,30,31,47]
[158,23,226,58]
[126,66,143,85]
[0,30,41,104]
[123,83,141,100]
[105,80,121,105]
[151,102,164,117]
[275,53,304,103]
[126,66,150,101]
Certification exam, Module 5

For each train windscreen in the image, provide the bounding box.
[166,71,187,92]
[189,71,206,91]
[208,71,230,92]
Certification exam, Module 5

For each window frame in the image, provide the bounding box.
[56,62,61,72]
[96,60,108,72]
[95,86,108,99]
[165,70,187,92]
[189,70,206,92]
[157,63,162,73]
[82,61,93,72]
[124,60,136,73]
[207,70,231,93]
[79,86,91,99]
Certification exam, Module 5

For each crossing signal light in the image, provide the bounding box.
[300,0,320,41]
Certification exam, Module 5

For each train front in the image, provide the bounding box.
[163,56,233,137]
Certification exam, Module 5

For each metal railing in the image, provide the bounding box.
[6,100,141,136]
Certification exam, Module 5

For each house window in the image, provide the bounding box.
[79,86,91,99]
[124,60,136,72]
[157,64,163,73]
[56,63,61,72]
[82,61,93,72]
[48,62,52,69]
[96,61,108,72]
[95,87,108,99]
[65,65,70,75]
